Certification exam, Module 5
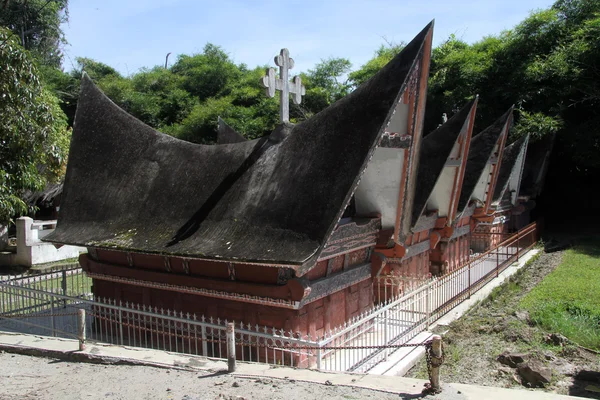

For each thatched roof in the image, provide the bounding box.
[520,133,555,198]
[45,23,434,274]
[493,135,529,204]
[411,98,478,228]
[216,117,247,144]
[457,108,513,213]
[24,182,63,208]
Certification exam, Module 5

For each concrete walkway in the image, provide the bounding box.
[0,329,579,399]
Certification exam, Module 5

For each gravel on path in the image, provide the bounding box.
[0,352,424,400]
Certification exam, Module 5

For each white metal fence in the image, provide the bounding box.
[0,223,537,372]
[314,222,537,372]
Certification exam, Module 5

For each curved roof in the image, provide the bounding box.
[457,107,513,213]
[493,135,529,204]
[520,132,555,198]
[45,22,434,273]
[216,117,247,144]
[411,98,478,228]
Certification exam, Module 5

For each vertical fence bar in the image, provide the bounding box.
[316,346,322,370]
[118,302,124,345]
[201,324,208,356]
[425,283,431,329]
[496,247,499,278]
[50,297,56,337]
[61,270,67,308]
[516,228,520,261]
[467,259,471,299]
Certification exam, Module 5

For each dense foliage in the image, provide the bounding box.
[0,27,70,225]
[1,0,599,224]
[0,0,68,67]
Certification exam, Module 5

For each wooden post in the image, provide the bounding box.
[226,323,236,372]
[430,335,443,392]
[78,309,86,351]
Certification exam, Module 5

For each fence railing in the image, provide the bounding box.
[314,222,537,372]
[0,222,537,373]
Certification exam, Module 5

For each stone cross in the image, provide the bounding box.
[261,48,306,123]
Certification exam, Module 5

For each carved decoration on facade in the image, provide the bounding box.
[85,271,300,309]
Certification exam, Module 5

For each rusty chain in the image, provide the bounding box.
[423,340,444,394]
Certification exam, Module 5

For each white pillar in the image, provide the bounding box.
[15,217,34,266]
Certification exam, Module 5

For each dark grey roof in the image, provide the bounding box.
[493,135,529,203]
[457,107,513,213]
[25,182,63,208]
[520,132,555,198]
[45,22,434,274]
[217,117,247,144]
[411,98,478,228]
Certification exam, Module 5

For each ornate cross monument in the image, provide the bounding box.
[261,48,306,123]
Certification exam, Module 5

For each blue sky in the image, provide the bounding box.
[61,0,556,76]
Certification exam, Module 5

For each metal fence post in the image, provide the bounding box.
[78,309,86,351]
[201,324,208,356]
[226,322,236,372]
[50,298,56,337]
[426,284,431,329]
[496,246,499,278]
[61,270,67,308]
[516,228,520,261]
[316,345,323,370]
[384,308,389,360]
[118,301,124,345]
[467,261,471,299]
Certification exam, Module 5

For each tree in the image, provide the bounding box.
[0,27,70,225]
[0,0,69,67]
[171,44,241,101]
[348,43,404,87]
[300,57,352,116]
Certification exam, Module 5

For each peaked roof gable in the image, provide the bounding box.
[457,107,513,214]
[493,135,530,206]
[411,97,478,228]
[46,23,434,275]
[216,117,247,144]
[520,132,555,198]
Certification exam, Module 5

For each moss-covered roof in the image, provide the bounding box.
[45,23,434,274]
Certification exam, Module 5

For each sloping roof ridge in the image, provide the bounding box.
[456,106,514,213]
[410,97,478,228]
[493,134,530,203]
[45,23,436,273]
[216,117,247,144]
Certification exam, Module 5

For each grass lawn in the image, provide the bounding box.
[1,271,92,313]
[520,237,600,350]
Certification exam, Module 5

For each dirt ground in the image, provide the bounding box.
[406,250,600,398]
[0,351,430,400]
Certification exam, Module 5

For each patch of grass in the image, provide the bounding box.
[480,250,542,308]
[1,271,92,313]
[31,257,80,270]
[521,238,600,350]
